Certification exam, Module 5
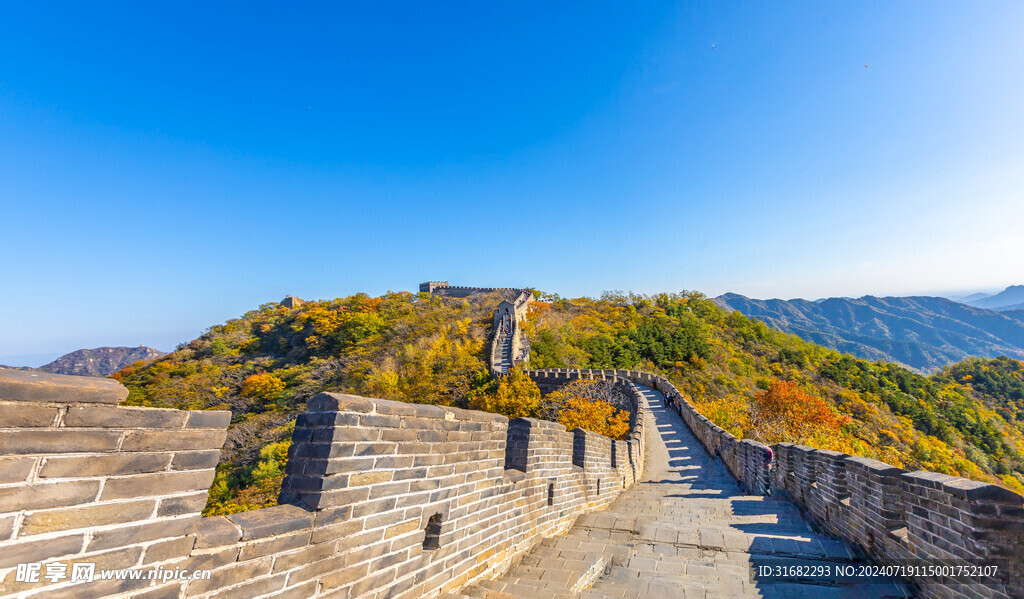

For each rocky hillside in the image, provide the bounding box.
[39,346,166,377]
[713,293,1024,372]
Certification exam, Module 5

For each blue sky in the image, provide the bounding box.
[2,1,1023,364]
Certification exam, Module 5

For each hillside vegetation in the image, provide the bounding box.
[524,292,1024,493]
[114,290,1024,514]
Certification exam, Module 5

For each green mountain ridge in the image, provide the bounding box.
[712,292,1024,372]
[112,290,1024,514]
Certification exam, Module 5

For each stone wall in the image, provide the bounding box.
[0,367,646,599]
[773,444,1023,599]
[420,284,529,301]
[525,368,1024,599]
[0,369,230,598]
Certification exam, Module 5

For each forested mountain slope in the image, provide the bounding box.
[114,290,1024,514]
[713,293,1024,372]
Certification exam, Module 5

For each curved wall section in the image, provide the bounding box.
[526,367,1023,599]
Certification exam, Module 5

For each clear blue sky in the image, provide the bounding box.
[2,2,1023,365]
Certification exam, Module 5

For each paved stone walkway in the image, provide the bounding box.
[496,315,513,375]
[452,386,912,598]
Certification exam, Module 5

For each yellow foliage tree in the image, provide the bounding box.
[558,398,630,440]
[240,372,285,401]
[469,368,540,419]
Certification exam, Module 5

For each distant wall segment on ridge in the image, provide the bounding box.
[524,368,1023,599]
[420,282,530,302]
[0,364,646,599]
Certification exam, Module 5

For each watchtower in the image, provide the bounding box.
[419,281,449,294]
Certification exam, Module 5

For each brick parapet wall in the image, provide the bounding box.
[0,370,230,598]
[772,444,1023,598]
[527,367,1023,598]
[0,367,644,599]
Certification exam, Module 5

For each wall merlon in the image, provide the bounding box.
[0,370,128,404]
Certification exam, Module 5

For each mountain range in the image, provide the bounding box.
[962,285,1024,312]
[713,291,1024,373]
[0,346,166,377]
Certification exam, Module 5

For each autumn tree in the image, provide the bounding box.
[748,379,850,445]
[468,367,541,419]
[542,379,631,440]
[558,399,630,440]
[240,372,285,402]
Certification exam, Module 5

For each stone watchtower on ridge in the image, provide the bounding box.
[419,281,449,294]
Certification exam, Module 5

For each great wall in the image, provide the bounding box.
[0,282,1020,598]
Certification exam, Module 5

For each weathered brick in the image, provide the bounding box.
[181,545,240,571]
[205,573,287,599]
[385,519,420,539]
[307,392,376,413]
[0,479,100,512]
[269,579,319,599]
[64,405,188,428]
[0,457,36,483]
[319,561,371,591]
[271,540,337,572]
[156,491,210,517]
[186,410,232,429]
[184,556,273,595]
[0,533,85,568]
[100,470,215,500]
[310,518,364,544]
[194,516,242,549]
[170,449,221,471]
[0,514,15,540]
[87,516,200,552]
[0,369,127,404]
[0,430,122,454]
[120,429,227,452]
[142,534,197,564]
[349,471,392,486]
[237,529,309,561]
[0,402,59,426]
[131,583,186,599]
[39,453,171,478]
[19,499,156,535]
[226,504,313,541]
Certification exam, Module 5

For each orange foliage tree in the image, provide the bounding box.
[748,379,850,445]
[541,379,632,440]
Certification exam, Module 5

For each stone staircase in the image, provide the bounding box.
[496,317,513,375]
[445,387,912,599]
